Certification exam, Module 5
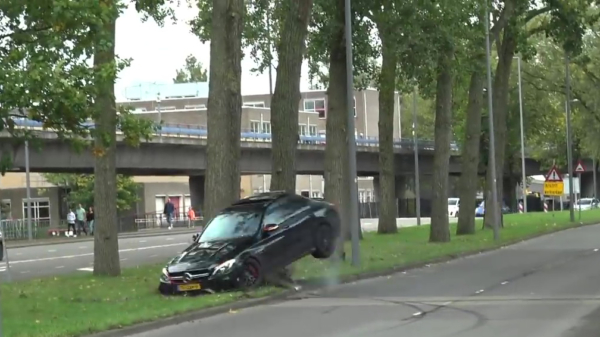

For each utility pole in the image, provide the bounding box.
[565,52,575,222]
[412,87,421,225]
[516,56,527,212]
[345,0,360,266]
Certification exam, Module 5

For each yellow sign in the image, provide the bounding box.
[544,181,564,196]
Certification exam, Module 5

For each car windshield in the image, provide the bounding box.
[448,199,458,206]
[578,199,592,205]
[198,205,263,242]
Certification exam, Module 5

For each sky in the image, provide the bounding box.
[114,4,312,101]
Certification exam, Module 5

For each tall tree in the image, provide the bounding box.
[269,0,314,192]
[173,54,209,83]
[203,0,245,220]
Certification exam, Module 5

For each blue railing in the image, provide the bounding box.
[10,118,460,151]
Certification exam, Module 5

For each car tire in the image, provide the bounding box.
[236,258,262,290]
[312,223,335,259]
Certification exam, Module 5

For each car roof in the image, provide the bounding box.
[232,191,291,207]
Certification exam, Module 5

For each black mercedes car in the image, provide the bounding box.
[158,192,341,295]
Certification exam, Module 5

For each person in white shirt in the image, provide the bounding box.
[67,210,76,237]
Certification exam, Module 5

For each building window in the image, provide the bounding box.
[1,200,11,220]
[359,190,366,203]
[262,121,271,134]
[184,104,206,109]
[243,102,266,108]
[157,106,176,111]
[304,99,326,119]
[250,120,261,133]
[311,191,321,198]
[22,199,50,220]
[308,125,317,136]
[298,124,307,135]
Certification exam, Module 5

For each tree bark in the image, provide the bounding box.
[93,0,120,276]
[456,57,485,236]
[376,31,397,234]
[483,25,517,229]
[325,0,351,255]
[270,0,314,192]
[429,46,454,243]
[203,0,244,221]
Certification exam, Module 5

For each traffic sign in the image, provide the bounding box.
[545,165,563,182]
[575,160,586,173]
[544,181,564,196]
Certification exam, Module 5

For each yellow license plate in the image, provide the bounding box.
[178,283,201,291]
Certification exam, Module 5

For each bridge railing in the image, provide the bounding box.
[10,118,460,152]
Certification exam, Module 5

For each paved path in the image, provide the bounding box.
[0,232,194,281]
[128,224,600,337]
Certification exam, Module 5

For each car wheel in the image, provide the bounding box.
[312,223,335,259]
[237,259,262,289]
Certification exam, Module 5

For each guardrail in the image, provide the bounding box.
[11,118,460,152]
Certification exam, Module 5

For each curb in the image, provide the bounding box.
[86,221,598,337]
[6,229,198,249]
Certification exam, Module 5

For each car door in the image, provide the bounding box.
[260,197,312,270]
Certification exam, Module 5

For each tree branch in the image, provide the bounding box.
[0,25,53,40]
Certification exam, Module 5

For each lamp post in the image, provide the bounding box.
[344,0,360,266]
[412,86,421,225]
[565,52,575,222]
[484,0,500,240]
[515,55,527,212]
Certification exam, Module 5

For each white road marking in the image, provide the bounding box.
[594,248,599,252]
[166,238,174,241]
[78,267,93,272]
[48,249,57,253]
[501,281,509,285]
[412,312,423,316]
[139,240,147,243]
[78,246,88,249]
[9,243,187,265]
[55,266,64,269]
[475,289,485,294]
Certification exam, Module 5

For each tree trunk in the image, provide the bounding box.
[456,57,485,236]
[483,25,517,229]
[325,0,351,255]
[93,0,120,276]
[429,46,454,243]
[204,0,244,221]
[270,0,314,192]
[376,31,397,234]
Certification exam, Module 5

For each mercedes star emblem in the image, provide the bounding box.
[183,273,193,283]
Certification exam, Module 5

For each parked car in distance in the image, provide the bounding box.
[574,198,600,211]
[448,198,460,217]
[475,201,511,217]
[159,192,341,295]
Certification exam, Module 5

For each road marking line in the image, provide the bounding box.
[594,249,599,252]
[501,281,509,285]
[166,238,174,241]
[9,243,187,265]
[48,249,57,253]
[475,289,485,294]
[78,246,87,249]
[412,312,423,316]
[78,268,93,272]
[55,266,64,269]
[139,240,146,243]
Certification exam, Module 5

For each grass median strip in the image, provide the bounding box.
[5,209,600,337]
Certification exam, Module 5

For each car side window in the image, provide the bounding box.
[263,197,305,226]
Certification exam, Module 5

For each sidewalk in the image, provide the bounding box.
[5,227,198,249]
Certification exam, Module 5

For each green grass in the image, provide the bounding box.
[4,209,600,337]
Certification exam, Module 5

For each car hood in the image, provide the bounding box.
[166,237,253,273]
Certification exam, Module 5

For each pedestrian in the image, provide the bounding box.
[75,203,88,236]
[187,207,195,228]
[87,206,95,235]
[67,209,76,237]
[163,197,175,230]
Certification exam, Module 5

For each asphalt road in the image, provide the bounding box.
[130,224,600,337]
[0,232,194,281]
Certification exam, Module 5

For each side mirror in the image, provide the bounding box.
[192,234,199,242]
[263,224,279,232]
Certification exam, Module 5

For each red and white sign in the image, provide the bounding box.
[575,160,586,173]
[545,165,563,182]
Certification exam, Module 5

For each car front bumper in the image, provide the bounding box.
[158,269,242,295]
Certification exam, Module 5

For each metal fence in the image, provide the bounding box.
[0,219,54,241]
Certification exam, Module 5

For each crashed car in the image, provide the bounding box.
[159,191,340,295]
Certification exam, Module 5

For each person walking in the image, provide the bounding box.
[75,204,88,236]
[66,209,76,237]
[87,206,95,235]
[187,207,196,228]
[163,197,175,230]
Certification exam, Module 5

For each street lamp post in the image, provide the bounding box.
[516,56,527,212]
[484,0,500,240]
[25,140,33,241]
[565,52,575,222]
[412,86,421,226]
[344,0,360,266]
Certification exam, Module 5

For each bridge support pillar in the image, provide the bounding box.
[395,175,409,217]
[189,175,205,215]
[503,176,518,212]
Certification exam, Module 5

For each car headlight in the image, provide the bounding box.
[160,268,169,282]
[212,259,236,275]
